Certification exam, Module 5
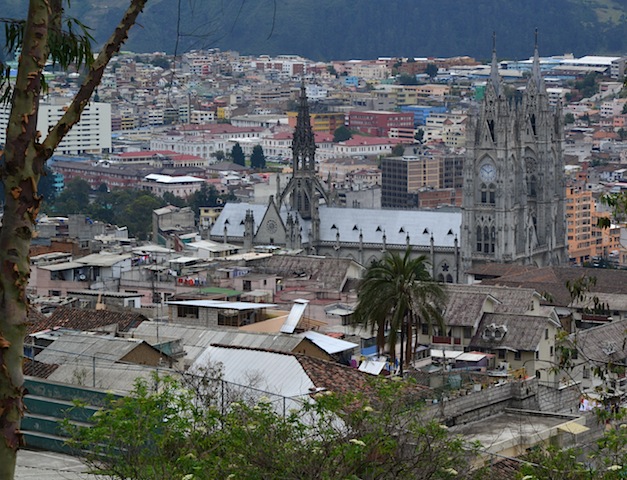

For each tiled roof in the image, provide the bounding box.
[442,284,537,327]
[23,359,59,379]
[569,319,627,362]
[481,266,627,307]
[469,313,552,352]
[28,307,148,335]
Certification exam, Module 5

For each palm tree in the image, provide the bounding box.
[352,249,445,373]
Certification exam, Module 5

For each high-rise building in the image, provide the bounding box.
[0,98,111,154]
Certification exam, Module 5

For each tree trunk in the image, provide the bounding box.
[0,1,147,476]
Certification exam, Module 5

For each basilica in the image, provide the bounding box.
[210,40,567,282]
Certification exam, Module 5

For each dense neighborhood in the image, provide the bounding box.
[5,14,627,478]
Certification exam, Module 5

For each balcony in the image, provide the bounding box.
[432,336,461,345]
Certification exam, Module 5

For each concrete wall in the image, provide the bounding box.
[424,378,581,426]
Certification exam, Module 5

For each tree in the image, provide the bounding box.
[564,112,575,125]
[231,142,245,166]
[333,125,353,142]
[425,63,438,78]
[0,1,147,476]
[52,178,92,215]
[66,373,478,480]
[211,150,226,161]
[352,250,445,372]
[414,128,425,143]
[250,144,266,169]
[391,143,406,156]
[397,73,419,85]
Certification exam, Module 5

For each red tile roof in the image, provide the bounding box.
[28,307,148,335]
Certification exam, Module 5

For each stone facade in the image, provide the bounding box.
[461,41,568,275]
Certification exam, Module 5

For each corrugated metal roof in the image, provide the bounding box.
[191,345,314,399]
[300,331,358,354]
[166,300,277,310]
[35,334,143,364]
[38,261,84,271]
[280,300,308,333]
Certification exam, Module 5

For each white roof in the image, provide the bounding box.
[280,299,309,334]
[430,349,463,360]
[144,173,205,184]
[300,331,358,354]
[455,352,488,362]
[566,56,619,66]
[190,345,315,399]
[186,240,239,252]
[358,360,387,375]
[167,300,277,310]
[38,261,84,272]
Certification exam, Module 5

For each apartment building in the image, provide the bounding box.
[0,99,111,154]
[347,110,414,138]
[381,155,440,208]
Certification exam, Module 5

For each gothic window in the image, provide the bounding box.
[487,119,495,141]
[483,226,490,253]
[528,175,537,197]
[490,226,496,253]
[480,183,496,204]
[476,226,482,252]
[530,114,537,136]
[446,274,453,283]
[437,273,444,282]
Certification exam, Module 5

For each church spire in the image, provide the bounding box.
[489,32,501,95]
[530,28,544,89]
[292,80,316,172]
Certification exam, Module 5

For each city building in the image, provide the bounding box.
[347,110,414,139]
[0,98,111,154]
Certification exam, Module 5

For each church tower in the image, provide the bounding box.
[278,82,328,221]
[461,34,567,275]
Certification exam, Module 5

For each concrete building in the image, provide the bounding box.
[0,98,111,154]
[347,110,414,139]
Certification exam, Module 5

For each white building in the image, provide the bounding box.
[0,98,111,154]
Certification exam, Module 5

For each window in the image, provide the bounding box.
[545,329,548,340]
[421,324,429,335]
[498,350,506,360]
[514,351,521,361]
[550,346,554,357]
[177,305,199,319]
[463,326,473,338]
[535,351,539,360]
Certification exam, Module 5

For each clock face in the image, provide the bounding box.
[479,163,496,182]
[266,220,277,233]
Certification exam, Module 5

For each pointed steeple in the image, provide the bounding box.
[489,32,501,95]
[292,80,316,172]
[530,28,544,90]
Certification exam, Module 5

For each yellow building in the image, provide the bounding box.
[287,111,345,134]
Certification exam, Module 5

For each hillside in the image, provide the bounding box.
[4,1,627,60]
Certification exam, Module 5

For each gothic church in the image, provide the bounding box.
[461,36,568,273]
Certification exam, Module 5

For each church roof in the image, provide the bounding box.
[317,206,460,247]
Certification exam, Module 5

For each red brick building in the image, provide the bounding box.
[348,111,414,140]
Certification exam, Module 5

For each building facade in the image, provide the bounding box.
[461,41,568,273]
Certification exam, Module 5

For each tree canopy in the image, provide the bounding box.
[231,142,245,166]
[250,144,266,169]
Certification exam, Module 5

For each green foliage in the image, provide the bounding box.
[352,250,446,367]
[425,63,438,78]
[231,142,245,167]
[65,374,479,480]
[574,73,599,99]
[250,144,266,169]
[564,112,575,125]
[565,274,609,315]
[391,143,405,156]
[210,150,225,161]
[397,73,418,85]
[333,125,353,142]
[414,128,425,143]
[187,183,234,218]
[598,192,627,228]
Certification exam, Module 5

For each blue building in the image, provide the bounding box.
[400,105,447,127]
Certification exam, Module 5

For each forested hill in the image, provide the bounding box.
[4,0,627,60]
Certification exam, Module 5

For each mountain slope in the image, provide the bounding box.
[4,1,627,60]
